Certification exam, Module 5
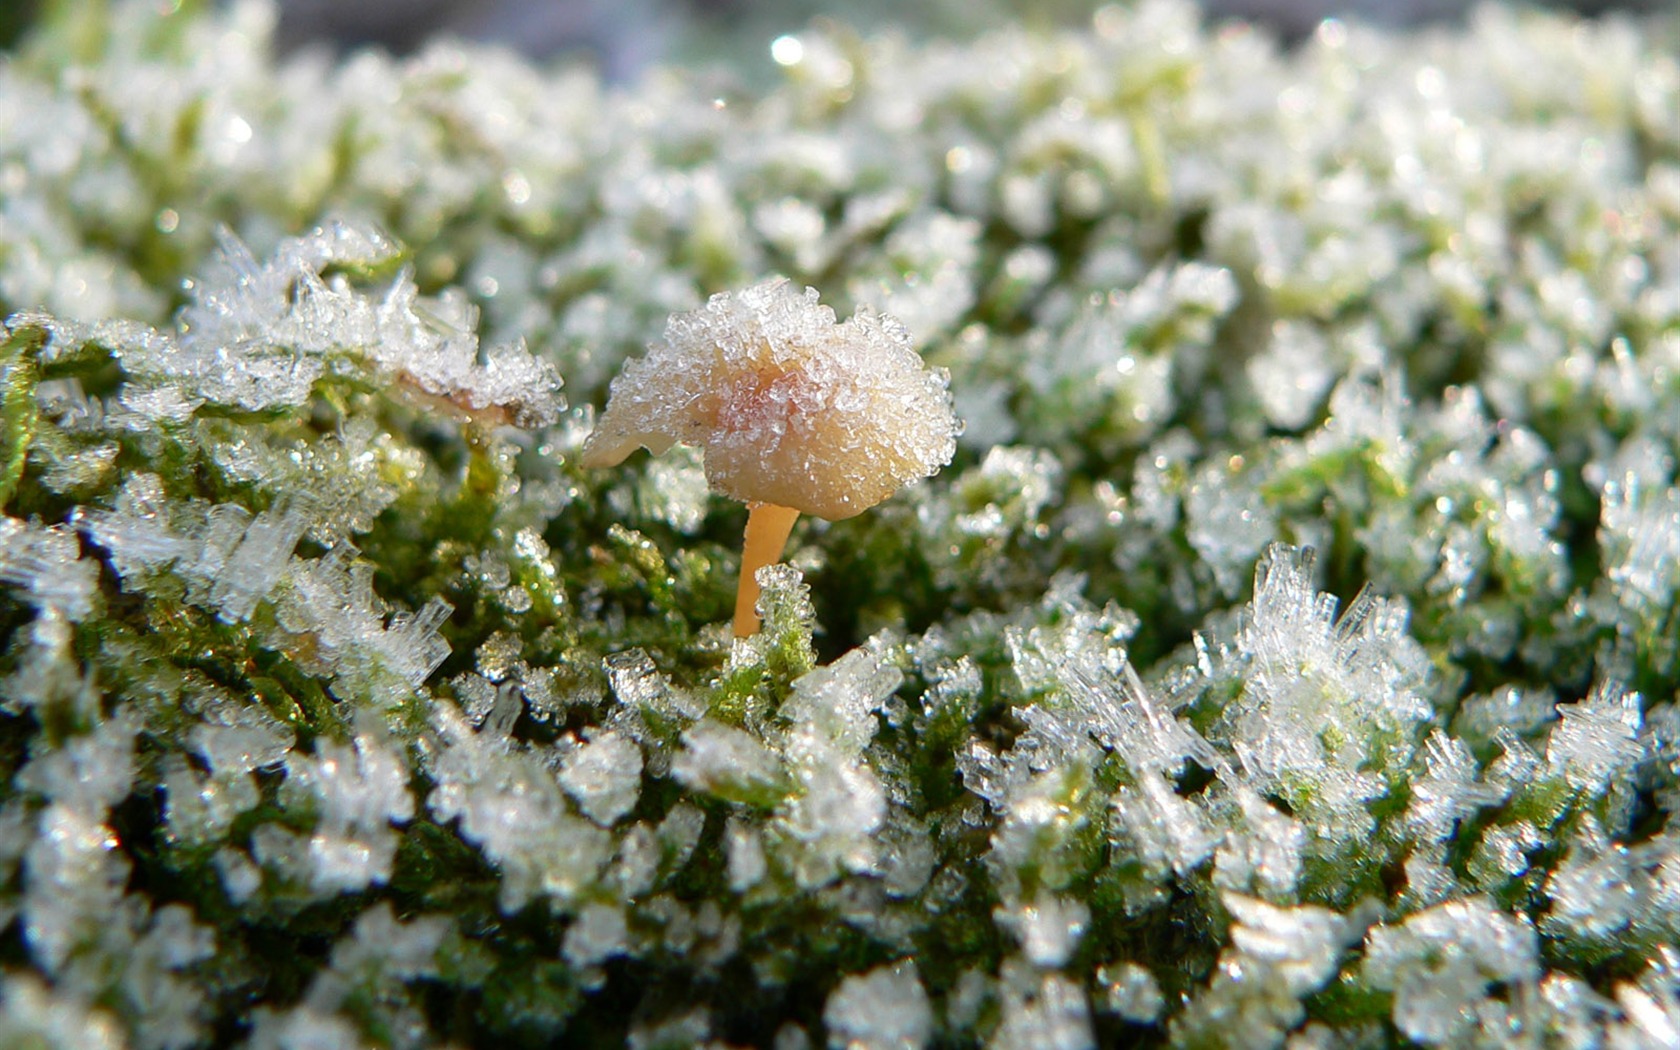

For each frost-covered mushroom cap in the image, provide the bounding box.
[581,279,959,520]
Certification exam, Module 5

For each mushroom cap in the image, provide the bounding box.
[581,279,959,520]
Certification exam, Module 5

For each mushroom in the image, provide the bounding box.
[581,279,959,637]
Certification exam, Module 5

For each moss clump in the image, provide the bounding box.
[4,1,1680,1047]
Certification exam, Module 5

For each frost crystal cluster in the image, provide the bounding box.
[3,1,1680,1046]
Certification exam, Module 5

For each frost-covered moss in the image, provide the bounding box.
[4,0,1680,1046]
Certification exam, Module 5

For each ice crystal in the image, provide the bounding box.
[563,901,631,970]
[992,961,1095,1050]
[0,974,125,1050]
[5,0,1680,1044]
[995,891,1090,969]
[175,225,563,424]
[276,725,414,895]
[558,728,644,826]
[1213,544,1433,853]
[23,804,128,974]
[777,719,886,887]
[0,518,98,621]
[673,719,787,806]
[724,816,768,892]
[1171,894,1368,1049]
[425,704,613,911]
[1362,898,1540,1045]
[246,903,446,1050]
[1607,947,1680,1050]
[822,961,933,1050]
[1546,680,1645,812]
[1096,962,1163,1024]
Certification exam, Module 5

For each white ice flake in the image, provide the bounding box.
[1607,947,1680,1050]
[672,720,786,807]
[781,646,902,757]
[992,960,1095,1050]
[0,517,98,621]
[725,816,768,892]
[0,973,125,1050]
[1248,320,1336,431]
[1217,545,1432,849]
[1171,894,1370,1049]
[757,645,907,888]
[275,543,454,701]
[995,892,1090,969]
[425,704,612,911]
[1096,962,1162,1024]
[246,903,446,1050]
[563,901,631,970]
[1545,680,1645,808]
[655,803,706,878]
[162,757,260,846]
[15,710,138,815]
[1403,731,1506,844]
[1597,472,1680,650]
[23,804,127,974]
[1224,894,1359,995]
[1544,818,1638,942]
[1212,785,1306,900]
[558,729,644,826]
[72,475,195,584]
[823,961,933,1050]
[207,497,313,623]
[58,222,563,425]
[776,721,886,888]
[120,905,216,1050]
[1362,897,1540,1046]
[280,725,414,895]
[1185,459,1279,598]
[189,698,293,780]
[214,849,262,905]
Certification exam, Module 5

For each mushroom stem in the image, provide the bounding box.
[733,501,801,638]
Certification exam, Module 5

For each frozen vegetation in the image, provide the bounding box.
[2,0,1680,1046]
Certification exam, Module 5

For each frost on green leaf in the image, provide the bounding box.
[2,0,1680,1045]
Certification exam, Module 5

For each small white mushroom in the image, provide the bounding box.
[582,279,959,637]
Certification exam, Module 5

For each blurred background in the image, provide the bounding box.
[0,0,1668,76]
